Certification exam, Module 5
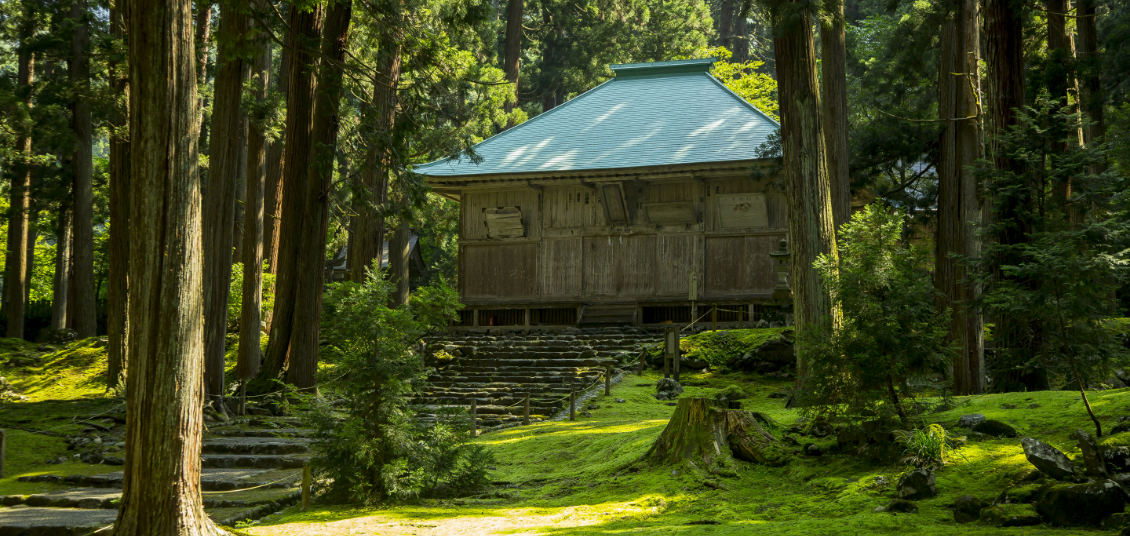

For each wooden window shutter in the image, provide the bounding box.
[717,193,769,229]
[484,207,525,238]
[644,201,698,225]
[599,183,629,224]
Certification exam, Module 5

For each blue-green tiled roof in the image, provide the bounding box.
[414,58,779,179]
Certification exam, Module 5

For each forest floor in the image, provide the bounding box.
[1,332,1128,535]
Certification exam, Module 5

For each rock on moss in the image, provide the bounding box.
[1073,428,1107,477]
[972,419,1018,438]
[957,414,986,428]
[1037,479,1127,527]
[953,495,983,523]
[896,468,936,500]
[980,503,1042,527]
[1106,447,1130,473]
[997,483,1044,505]
[1022,437,1075,480]
[885,498,918,514]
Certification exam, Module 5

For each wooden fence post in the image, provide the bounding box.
[605,364,612,396]
[569,388,575,421]
[301,464,311,509]
[0,429,5,479]
[470,399,478,437]
[637,351,645,376]
[523,393,530,425]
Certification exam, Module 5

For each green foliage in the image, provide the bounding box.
[974,95,1128,398]
[896,424,950,469]
[226,262,276,333]
[658,328,789,370]
[303,266,488,503]
[706,46,778,121]
[799,204,953,424]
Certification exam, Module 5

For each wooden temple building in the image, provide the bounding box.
[414,58,786,328]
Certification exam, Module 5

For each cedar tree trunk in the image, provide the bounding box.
[1076,0,1103,146]
[769,0,839,382]
[263,32,291,275]
[6,12,34,340]
[819,0,851,232]
[503,0,522,122]
[111,0,222,532]
[388,221,410,307]
[107,0,131,389]
[239,24,270,384]
[71,0,97,338]
[50,209,72,331]
[286,0,351,390]
[203,0,248,409]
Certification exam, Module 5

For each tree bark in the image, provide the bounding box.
[6,10,35,340]
[256,4,324,391]
[819,0,850,233]
[348,32,401,284]
[263,37,291,274]
[769,0,839,383]
[107,0,130,390]
[732,7,749,64]
[286,0,352,390]
[936,0,984,395]
[233,112,248,262]
[239,24,270,384]
[50,209,72,331]
[388,221,410,307]
[719,0,734,50]
[71,0,97,338]
[202,0,249,410]
[1076,0,1103,146]
[502,0,523,124]
[111,0,221,531]
[195,1,213,149]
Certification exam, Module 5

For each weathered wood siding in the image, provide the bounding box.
[458,173,785,305]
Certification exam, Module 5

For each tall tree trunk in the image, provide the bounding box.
[985,0,1039,391]
[112,0,219,530]
[540,1,557,112]
[263,39,291,274]
[195,1,213,150]
[388,221,410,307]
[107,0,130,390]
[502,0,522,124]
[233,112,248,261]
[286,0,352,390]
[719,0,734,50]
[732,8,750,64]
[239,26,270,385]
[819,0,850,232]
[348,33,401,283]
[1076,0,1103,147]
[768,0,839,383]
[6,11,35,340]
[71,0,97,338]
[256,4,324,391]
[203,0,249,410]
[50,209,72,331]
[936,0,985,395]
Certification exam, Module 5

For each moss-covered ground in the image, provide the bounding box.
[3,331,1128,535]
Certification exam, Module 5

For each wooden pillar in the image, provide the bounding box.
[301,464,311,509]
[605,364,612,396]
[472,309,479,327]
[664,326,679,380]
[711,306,717,331]
[470,398,478,436]
[524,308,530,327]
[523,392,530,425]
[569,388,575,421]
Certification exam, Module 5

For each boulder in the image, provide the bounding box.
[1073,428,1106,477]
[1022,437,1075,480]
[952,495,983,523]
[973,419,1018,438]
[884,498,918,514]
[1113,419,1130,436]
[980,504,1042,527]
[957,414,986,428]
[1037,479,1127,526]
[654,378,683,401]
[1106,447,1130,473]
[896,468,937,500]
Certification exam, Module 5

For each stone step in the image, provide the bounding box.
[413,397,564,411]
[0,507,118,536]
[2,486,299,511]
[18,468,301,492]
[201,454,307,470]
[201,437,311,455]
[208,427,311,438]
[444,358,615,368]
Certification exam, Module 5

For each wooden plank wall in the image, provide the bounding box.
[459,174,786,305]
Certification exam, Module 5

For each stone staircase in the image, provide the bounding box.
[1,417,309,534]
[418,328,662,428]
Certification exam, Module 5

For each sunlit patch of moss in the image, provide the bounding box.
[661,328,790,369]
[2,337,113,401]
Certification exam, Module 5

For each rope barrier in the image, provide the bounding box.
[200,474,299,494]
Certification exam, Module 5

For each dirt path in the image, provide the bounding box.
[244,506,617,536]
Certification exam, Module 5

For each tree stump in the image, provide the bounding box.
[647,397,785,467]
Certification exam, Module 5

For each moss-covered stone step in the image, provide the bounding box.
[18,468,301,492]
[201,437,311,455]
[200,454,307,469]
[0,507,117,536]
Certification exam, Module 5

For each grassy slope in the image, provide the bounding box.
[247,328,1126,535]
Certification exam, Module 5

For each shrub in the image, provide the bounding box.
[302,265,490,503]
[897,424,950,469]
[798,204,954,425]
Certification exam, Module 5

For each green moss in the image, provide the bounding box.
[657,328,789,369]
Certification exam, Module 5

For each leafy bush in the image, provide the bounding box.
[896,424,950,469]
[227,262,276,332]
[798,204,953,425]
[303,266,490,503]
